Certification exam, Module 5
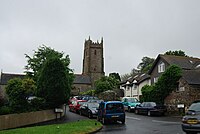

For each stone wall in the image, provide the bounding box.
[165,78,200,114]
[0,107,65,130]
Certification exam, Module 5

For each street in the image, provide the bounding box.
[65,107,185,134]
[97,112,184,134]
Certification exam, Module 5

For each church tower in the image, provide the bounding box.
[82,36,105,87]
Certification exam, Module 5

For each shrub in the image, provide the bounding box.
[30,97,46,111]
[0,106,12,115]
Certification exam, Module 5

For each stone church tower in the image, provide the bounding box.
[82,37,105,87]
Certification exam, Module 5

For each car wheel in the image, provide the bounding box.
[135,109,139,114]
[122,119,125,124]
[88,112,92,118]
[186,132,197,134]
[147,111,151,116]
[102,117,107,125]
[128,107,131,112]
[97,116,100,121]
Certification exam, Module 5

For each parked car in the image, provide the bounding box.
[68,96,84,104]
[80,102,99,118]
[97,101,125,124]
[182,101,200,134]
[82,96,99,101]
[69,99,87,113]
[87,99,104,103]
[135,102,166,116]
[121,97,140,112]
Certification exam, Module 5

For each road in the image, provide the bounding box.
[96,112,184,134]
[38,107,185,134]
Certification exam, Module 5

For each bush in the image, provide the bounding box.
[80,89,95,96]
[30,97,46,111]
[0,106,12,115]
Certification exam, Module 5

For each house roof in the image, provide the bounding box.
[182,70,200,85]
[120,73,150,86]
[149,54,200,74]
[0,72,92,85]
[73,74,91,84]
[0,73,26,85]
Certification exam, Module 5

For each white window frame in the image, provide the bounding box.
[158,62,165,73]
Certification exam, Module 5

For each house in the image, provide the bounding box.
[149,54,200,84]
[148,54,200,112]
[0,72,26,100]
[120,73,150,100]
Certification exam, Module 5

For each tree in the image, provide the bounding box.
[137,56,155,73]
[109,72,121,81]
[95,76,119,94]
[25,45,72,81]
[25,45,74,106]
[141,65,182,104]
[164,50,188,57]
[37,56,71,108]
[5,78,36,112]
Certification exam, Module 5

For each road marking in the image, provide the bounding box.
[152,120,181,124]
[126,116,141,121]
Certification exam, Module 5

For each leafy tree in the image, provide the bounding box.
[141,65,182,104]
[165,50,188,57]
[25,45,72,81]
[137,56,155,73]
[25,45,74,107]
[95,76,119,94]
[37,56,71,108]
[109,72,121,81]
[5,78,36,112]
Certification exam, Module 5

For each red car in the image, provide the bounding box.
[69,100,87,113]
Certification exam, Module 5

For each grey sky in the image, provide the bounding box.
[1,0,200,75]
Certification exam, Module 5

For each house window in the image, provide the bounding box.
[158,62,165,73]
[177,86,185,92]
[154,77,159,83]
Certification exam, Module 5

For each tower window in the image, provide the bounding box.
[94,50,97,55]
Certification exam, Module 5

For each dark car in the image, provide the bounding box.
[97,101,125,124]
[135,102,166,116]
[80,102,99,118]
[69,99,87,113]
[182,101,200,134]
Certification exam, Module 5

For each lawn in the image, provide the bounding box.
[0,119,102,134]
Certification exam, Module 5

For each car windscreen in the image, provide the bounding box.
[88,103,99,109]
[188,103,200,112]
[106,103,124,113]
[127,98,138,103]
[78,102,85,105]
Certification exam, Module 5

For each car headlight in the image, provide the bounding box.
[91,110,96,114]
[182,117,188,123]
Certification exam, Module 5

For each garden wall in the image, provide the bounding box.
[0,108,65,130]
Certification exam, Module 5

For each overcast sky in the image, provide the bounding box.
[1,0,200,75]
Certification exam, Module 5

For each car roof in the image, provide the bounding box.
[103,101,122,104]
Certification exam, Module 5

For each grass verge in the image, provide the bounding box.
[0,119,102,134]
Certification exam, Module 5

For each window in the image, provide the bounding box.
[94,50,97,55]
[177,86,185,92]
[158,62,165,73]
[154,77,159,83]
